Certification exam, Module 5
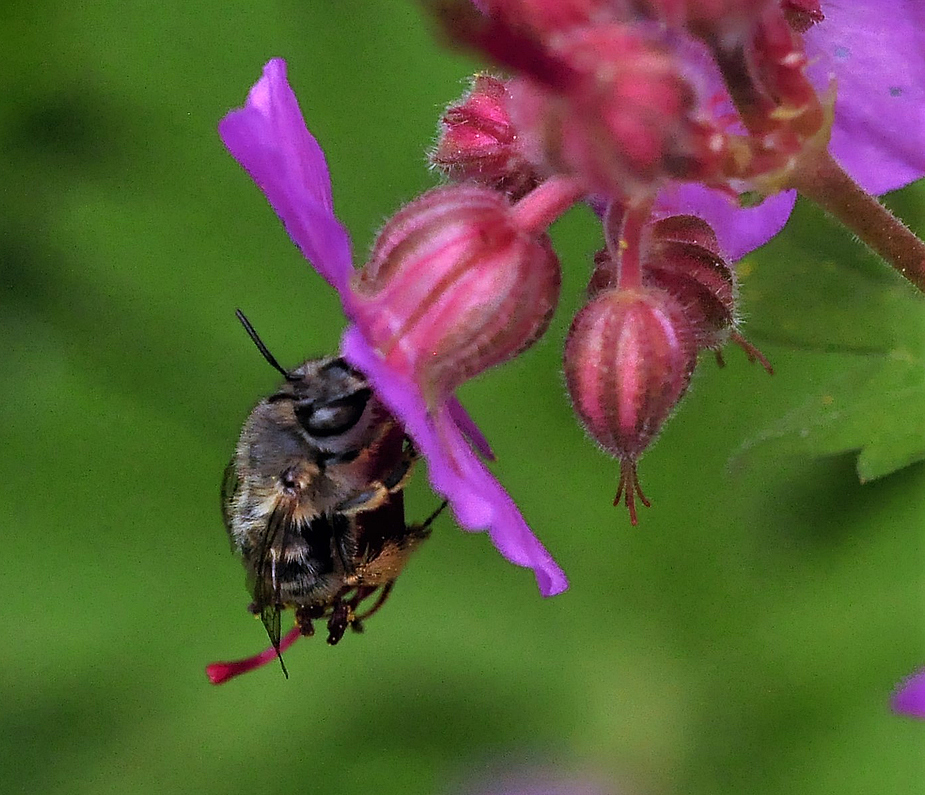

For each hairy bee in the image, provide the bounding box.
[222,311,441,675]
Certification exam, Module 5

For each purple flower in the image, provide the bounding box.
[219,59,567,597]
[804,0,925,195]
[668,0,925,260]
[655,0,925,261]
[892,667,925,719]
[469,1,925,263]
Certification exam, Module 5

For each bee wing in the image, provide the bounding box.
[258,602,287,678]
[250,500,293,677]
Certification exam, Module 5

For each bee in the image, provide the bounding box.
[222,311,443,675]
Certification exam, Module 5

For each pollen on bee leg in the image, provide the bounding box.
[326,599,352,645]
[295,605,319,637]
[354,582,395,624]
[614,460,651,526]
[205,625,301,685]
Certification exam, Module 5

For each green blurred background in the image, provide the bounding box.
[2,2,923,793]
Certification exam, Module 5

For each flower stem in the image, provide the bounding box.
[612,195,655,291]
[512,175,586,234]
[789,150,925,294]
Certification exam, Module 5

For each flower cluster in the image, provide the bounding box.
[428,0,925,521]
[218,0,925,602]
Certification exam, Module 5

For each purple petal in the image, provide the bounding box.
[892,667,925,719]
[219,58,354,293]
[654,183,797,261]
[341,326,568,597]
[805,1,925,194]
[448,397,496,460]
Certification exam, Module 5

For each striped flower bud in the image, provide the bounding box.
[591,214,772,371]
[349,184,561,406]
[645,214,736,351]
[564,286,697,523]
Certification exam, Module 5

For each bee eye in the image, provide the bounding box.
[295,388,372,437]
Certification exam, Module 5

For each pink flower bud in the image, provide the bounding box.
[564,286,697,523]
[631,0,775,42]
[647,215,774,371]
[430,74,541,200]
[477,0,611,36]
[780,0,824,33]
[507,24,726,198]
[589,213,772,371]
[645,215,737,351]
[349,185,561,405]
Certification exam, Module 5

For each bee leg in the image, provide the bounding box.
[335,483,389,514]
[347,586,378,634]
[333,531,358,579]
[419,500,449,533]
[295,603,324,637]
[354,581,396,623]
[382,448,415,492]
[326,597,351,645]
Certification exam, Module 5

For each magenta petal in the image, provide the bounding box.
[205,625,301,685]
[219,58,354,293]
[805,1,925,194]
[341,326,568,597]
[448,397,496,461]
[654,183,796,261]
[892,667,925,719]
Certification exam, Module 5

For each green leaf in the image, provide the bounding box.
[734,195,925,480]
[732,349,925,482]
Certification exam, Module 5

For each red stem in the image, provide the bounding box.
[612,196,656,291]
[512,175,586,234]
[788,150,925,295]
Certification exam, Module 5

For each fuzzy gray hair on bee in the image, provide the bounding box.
[222,311,444,676]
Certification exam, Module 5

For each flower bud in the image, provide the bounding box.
[647,215,773,370]
[587,214,731,339]
[564,286,697,523]
[645,214,737,351]
[430,74,541,200]
[781,0,824,33]
[589,214,772,371]
[477,0,610,35]
[507,24,726,198]
[349,185,561,405]
[631,0,775,42]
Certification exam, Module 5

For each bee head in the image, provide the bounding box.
[290,359,373,439]
[235,310,385,452]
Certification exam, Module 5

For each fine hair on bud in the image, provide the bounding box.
[563,285,697,524]
[351,185,561,405]
[430,73,541,201]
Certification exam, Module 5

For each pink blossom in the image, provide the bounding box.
[219,59,567,597]
[468,0,925,262]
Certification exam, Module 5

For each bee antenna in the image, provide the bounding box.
[235,309,293,380]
